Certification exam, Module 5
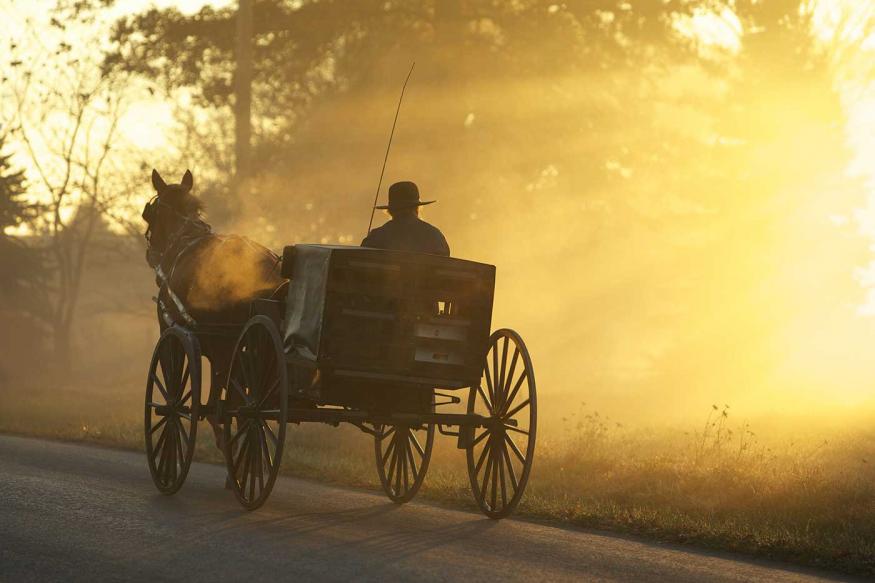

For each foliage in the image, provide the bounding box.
[92,0,875,404]
[0,134,48,321]
[0,3,145,370]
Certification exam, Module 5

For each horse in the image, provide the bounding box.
[142,168,287,450]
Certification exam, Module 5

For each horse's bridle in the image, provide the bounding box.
[143,194,211,269]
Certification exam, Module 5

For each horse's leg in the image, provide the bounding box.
[204,339,235,490]
[200,338,227,452]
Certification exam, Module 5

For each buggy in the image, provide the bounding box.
[144,244,536,518]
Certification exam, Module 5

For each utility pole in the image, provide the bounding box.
[235,0,253,191]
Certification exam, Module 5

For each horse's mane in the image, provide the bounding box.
[163,185,205,218]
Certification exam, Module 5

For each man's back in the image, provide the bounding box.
[361,215,450,257]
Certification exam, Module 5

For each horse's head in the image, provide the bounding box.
[142,168,203,268]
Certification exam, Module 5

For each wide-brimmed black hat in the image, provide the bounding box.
[375,181,436,210]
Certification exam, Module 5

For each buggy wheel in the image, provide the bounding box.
[144,326,201,495]
[466,329,537,519]
[222,315,288,510]
[374,423,434,503]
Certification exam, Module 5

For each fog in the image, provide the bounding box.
[3,0,875,429]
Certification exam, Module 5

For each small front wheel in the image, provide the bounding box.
[222,315,289,510]
[374,423,434,503]
[144,326,201,495]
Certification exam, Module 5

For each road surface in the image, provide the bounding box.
[0,435,858,582]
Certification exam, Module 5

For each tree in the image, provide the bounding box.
[0,133,47,316]
[99,0,875,408]
[1,3,142,371]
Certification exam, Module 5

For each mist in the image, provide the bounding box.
[3,0,875,431]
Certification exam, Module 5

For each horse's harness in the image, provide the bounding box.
[144,195,282,329]
[144,195,214,328]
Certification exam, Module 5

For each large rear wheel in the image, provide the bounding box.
[144,326,201,495]
[222,315,289,510]
[466,329,537,519]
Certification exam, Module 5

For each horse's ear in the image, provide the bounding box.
[181,169,193,192]
[151,169,167,192]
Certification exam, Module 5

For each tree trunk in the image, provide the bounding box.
[235,0,253,192]
[53,320,73,373]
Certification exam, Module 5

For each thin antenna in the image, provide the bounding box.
[367,62,416,236]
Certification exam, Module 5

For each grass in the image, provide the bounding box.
[2,377,874,577]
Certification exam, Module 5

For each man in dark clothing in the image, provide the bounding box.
[361,181,450,256]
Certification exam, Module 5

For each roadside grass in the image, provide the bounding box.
[2,379,874,577]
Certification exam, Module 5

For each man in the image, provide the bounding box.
[361,181,450,256]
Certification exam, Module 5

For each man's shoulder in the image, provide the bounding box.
[416,218,447,237]
[361,221,389,246]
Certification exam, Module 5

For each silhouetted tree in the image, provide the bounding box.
[0,134,47,314]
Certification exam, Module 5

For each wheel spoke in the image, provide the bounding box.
[474,437,492,474]
[180,361,190,396]
[150,373,169,401]
[406,434,419,477]
[483,364,496,414]
[380,426,396,441]
[240,434,253,494]
[504,423,529,436]
[410,431,425,457]
[381,432,397,466]
[504,398,530,421]
[258,377,280,407]
[152,424,169,458]
[497,337,509,412]
[247,437,256,501]
[166,430,177,483]
[156,430,170,481]
[480,445,494,501]
[476,385,493,413]
[503,348,520,398]
[505,433,526,464]
[388,434,401,494]
[149,416,168,435]
[471,428,489,447]
[230,377,252,405]
[260,418,278,447]
[259,423,274,468]
[400,434,410,494]
[490,443,499,509]
[498,445,507,508]
[175,424,186,469]
[386,436,399,488]
[502,442,519,491]
[240,347,258,396]
[490,339,499,407]
[501,371,528,417]
[174,415,190,445]
[232,430,251,476]
[228,419,251,449]
[256,434,265,495]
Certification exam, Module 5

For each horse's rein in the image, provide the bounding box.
[145,195,211,328]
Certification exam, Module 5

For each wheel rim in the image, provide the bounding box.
[375,423,434,503]
[144,327,200,495]
[466,329,537,518]
[223,316,288,510]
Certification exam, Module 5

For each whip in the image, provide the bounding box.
[366,62,415,236]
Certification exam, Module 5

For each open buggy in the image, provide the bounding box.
[144,244,537,518]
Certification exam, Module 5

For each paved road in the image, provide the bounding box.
[0,435,858,582]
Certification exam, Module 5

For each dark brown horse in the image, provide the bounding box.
[142,169,286,447]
